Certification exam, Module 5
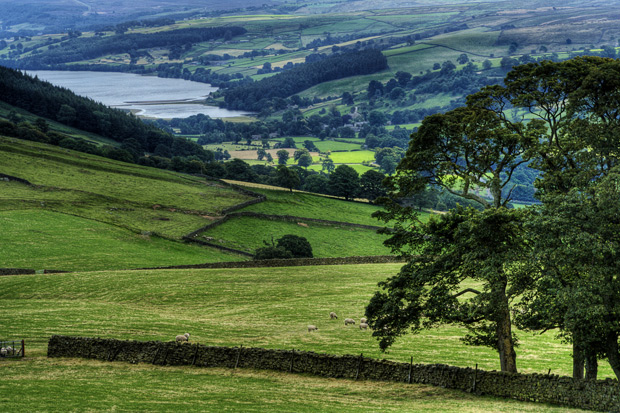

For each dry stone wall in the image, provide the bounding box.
[140,255,404,270]
[48,335,620,411]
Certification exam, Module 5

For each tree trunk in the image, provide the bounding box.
[496,290,517,373]
[605,332,620,381]
[585,352,598,380]
[572,342,584,380]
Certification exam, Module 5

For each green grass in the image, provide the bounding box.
[328,150,375,164]
[0,137,254,267]
[240,187,390,226]
[199,216,390,256]
[0,264,611,381]
[0,210,240,271]
[315,140,363,152]
[0,359,577,412]
[309,163,377,175]
[0,138,250,214]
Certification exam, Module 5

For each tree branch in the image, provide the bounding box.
[453,288,481,298]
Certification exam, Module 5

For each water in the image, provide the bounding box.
[26,70,251,119]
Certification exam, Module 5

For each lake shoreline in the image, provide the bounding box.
[27,70,252,119]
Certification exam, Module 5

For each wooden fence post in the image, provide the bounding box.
[234,346,242,369]
[289,349,295,373]
[408,356,413,384]
[191,344,199,366]
[472,363,478,392]
[355,353,363,380]
[151,346,160,365]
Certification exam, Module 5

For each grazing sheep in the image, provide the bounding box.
[6,346,12,354]
[359,323,369,330]
[360,317,367,324]
[175,333,190,342]
[308,325,318,332]
[329,312,338,319]
[0,348,6,357]
[344,318,355,326]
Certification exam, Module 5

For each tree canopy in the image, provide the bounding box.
[367,56,620,379]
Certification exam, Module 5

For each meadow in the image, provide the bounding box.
[0,137,256,269]
[199,216,390,256]
[0,264,597,411]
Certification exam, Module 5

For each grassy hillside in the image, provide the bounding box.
[0,136,405,270]
[0,264,597,410]
[0,136,253,270]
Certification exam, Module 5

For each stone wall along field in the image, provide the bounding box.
[48,336,620,411]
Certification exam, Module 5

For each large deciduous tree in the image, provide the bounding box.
[367,103,540,373]
[487,56,620,380]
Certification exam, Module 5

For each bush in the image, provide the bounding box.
[276,234,313,258]
[254,246,294,260]
[254,234,313,259]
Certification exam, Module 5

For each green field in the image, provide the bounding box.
[0,138,250,213]
[199,216,390,256]
[0,137,254,269]
[240,187,390,226]
[0,359,575,412]
[315,140,363,152]
[0,264,604,410]
[0,210,239,271]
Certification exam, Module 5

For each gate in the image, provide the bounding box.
[0,340,24,358]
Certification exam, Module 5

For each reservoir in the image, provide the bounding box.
[26,70,250,119]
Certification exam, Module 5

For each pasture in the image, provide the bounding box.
[0,359,575,412]
[0,264,601,410]
[198,216,390,256]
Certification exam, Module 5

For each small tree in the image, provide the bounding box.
[254,235,312,259]
[257,148,267,161]
[282,137,297,148]
[277,234,313,258]
[277,149,290,165]
[457,53,469,64]
[359,170,386,202]
[329,164,360,201]
[275,165,300,192]
[321,157,335,175]
[298,153,313,169]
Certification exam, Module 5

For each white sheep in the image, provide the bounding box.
[344,318,355,326]
[307,325,318,332]
[0,347,6,357]
[175,333,190,342]
[329,312,338,319]
[360,317,367,324]
[359,322,369,330]
[5,346,12,354]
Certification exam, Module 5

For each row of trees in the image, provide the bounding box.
[366,56,620,380]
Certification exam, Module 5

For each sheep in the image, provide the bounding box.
[0,348,6,357]
[344,318,355,326]
[175,333,190,342]
[359,322,369,330]
[307,325,318,332]
[5,346,12,354]
[329,312,338,319]
[360,317,367,324]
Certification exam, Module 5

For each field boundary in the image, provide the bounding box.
[138,255,405,270]
[0,268,66,276]
[48,335,620,412]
